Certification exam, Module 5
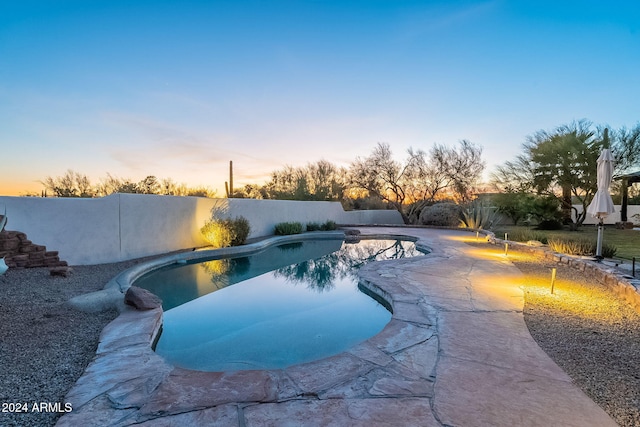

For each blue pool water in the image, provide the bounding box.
[135,238,424,371]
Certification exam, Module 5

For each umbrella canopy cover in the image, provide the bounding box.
[587,148,615,219]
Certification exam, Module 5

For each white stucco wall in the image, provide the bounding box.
[0,195,403,265]
[0,196,121,265]
[342,209,405,225]
[226,198,349,238]
[573,204,640,225]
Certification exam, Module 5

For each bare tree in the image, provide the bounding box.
[427,140,484,203]
[490,154,535,193]
[95,173,135,196]
[349,143,415,223]
[42,169,95,198]
[263,160,346,201]
[46,171,216,198]
[349,141,485,223]
[612,123,640,175]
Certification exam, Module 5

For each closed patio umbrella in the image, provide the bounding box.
[586,148,615,259]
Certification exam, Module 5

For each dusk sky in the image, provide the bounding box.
[1,0,639,196]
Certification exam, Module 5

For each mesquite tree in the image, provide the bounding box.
[349,141,484,224]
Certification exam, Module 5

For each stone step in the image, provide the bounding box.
[45,259,67,267]
[8,254,28,262]
[28,252,45,260]
[0,239,20,251]
[20,244,46,254]
[29,260,45,268]
[0,229,66,271]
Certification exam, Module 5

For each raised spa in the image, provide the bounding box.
[134,238,425,371]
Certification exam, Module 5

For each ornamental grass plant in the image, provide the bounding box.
[547,237,617,258]
[274,222,303,235]
[201,216,250,248]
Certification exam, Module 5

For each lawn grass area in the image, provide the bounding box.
[492,224,640,260]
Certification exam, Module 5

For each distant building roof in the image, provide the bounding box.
[616,171,640,184]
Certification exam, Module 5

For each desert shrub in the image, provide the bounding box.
[275,222,303,235]
[548,238,617,258]
[229,217,251,245]
[321,220,337,231]
[306,220,336,232]
[419,203,461,227]
[306,222,321,231]
[598,243,618,258]
[201,216,250,248]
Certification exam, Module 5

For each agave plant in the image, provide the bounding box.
[460,201,501,230]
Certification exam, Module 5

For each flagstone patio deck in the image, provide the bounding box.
[56,228,616,427]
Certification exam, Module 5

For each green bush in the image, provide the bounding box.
[528,196,563,225]
[548,238,617,258]
[321,220,337,231]
[492,192,535,225]
[275,222,303,235]
[419,203,461,227]
[201,216,251,248]
[306,220,337,232]
[306,222,321,231]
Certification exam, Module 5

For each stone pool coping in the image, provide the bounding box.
[68,231,428,313]
[57,228,617,426]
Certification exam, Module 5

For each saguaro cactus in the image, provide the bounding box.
[225,160,234,198]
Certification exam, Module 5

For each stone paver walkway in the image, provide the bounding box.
[56,228,616,426]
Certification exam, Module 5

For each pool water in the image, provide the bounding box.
[135,238,424,371]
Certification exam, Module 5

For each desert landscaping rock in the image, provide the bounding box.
[50,266,73,277]
[124,286,162,310]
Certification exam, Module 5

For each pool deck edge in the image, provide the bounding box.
[56,228,617,427]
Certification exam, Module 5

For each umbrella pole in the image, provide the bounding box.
[596,218,604,260]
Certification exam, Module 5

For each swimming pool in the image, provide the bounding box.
[134,238,425,371]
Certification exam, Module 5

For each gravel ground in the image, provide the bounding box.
[472,242,640,427]
[1,246,639,426]
[0,260,140,427]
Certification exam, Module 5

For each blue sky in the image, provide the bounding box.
[1,0,639,196]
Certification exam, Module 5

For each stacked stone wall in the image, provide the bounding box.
[0,229,67,269]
